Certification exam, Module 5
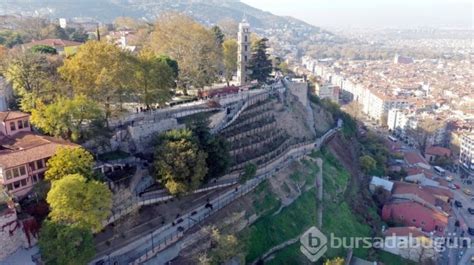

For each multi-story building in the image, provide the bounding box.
[314,83,339,103]
[0,111,77,197]
[388,109,418,140]
[460,133,474,177]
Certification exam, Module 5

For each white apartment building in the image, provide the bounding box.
[388,109,418,138]
[460,133,474,176]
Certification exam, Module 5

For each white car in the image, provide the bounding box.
[446,176,454,182]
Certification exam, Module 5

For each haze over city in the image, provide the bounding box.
[242,0,474,28]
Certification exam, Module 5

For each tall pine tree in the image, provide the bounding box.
[248,38,272,83]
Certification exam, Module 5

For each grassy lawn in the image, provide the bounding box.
[251,180,280,215]
[242,189,318,263]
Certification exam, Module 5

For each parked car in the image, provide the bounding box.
[468,208,474,215]
[446,176,454,182]
[455,184,461,189]
[468,227,474,236]
[455,200,463,208]
[449,183,457,190]
[465,189,473,196]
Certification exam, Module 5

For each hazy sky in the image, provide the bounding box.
[241,0,473,28]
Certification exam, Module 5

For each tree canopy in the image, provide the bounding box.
[59,41,132,120]
[222,39,238,86]
[47,174,112,232]
[45,147,95,181]
[31,95,104,141]
[132,51,175,108]
[154,129,208,195]
[187,117,230,181]
[4,50,64,112]
[38,220,95,265]
[248,38,272,83]
[148,13,221,91]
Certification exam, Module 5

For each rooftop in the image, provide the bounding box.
[0,132,77,169]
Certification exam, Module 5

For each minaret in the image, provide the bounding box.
[237,18,251,86]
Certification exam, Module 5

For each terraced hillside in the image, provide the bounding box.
[220,91,315,171]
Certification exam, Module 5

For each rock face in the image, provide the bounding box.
[0,208,32,261]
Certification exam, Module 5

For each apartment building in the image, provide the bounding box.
[460,133,474,177]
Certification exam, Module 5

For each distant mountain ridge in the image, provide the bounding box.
[1,0,329,35]
[2,0,340,57]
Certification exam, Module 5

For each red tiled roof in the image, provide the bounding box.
[404,151,428,165]
[392,182,437,205]
[382,201,448,236]
[0,132,77,169]
[425,146,451,157]
[405,167,435,179]
[24,39,82,48]
[0,111,29,122]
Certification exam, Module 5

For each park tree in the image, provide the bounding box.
[207,227,242,264]
[47,174,112,232]
[211,26,225,46]
[0,30,23,48]
[45,147,95,181]
[324,257,345,265]
[359,155,377,174]
[239,163,257,183]
[4,50,64,112]
[222,39,238,86]
[154,129,208,195]
[38,220,95,265]
[187,117,230,181]
[59,41,132,121]
[157,55,179,79]
[248,38,272,83]
[410,117,444,153]
[148,13,221,92]
[132,51,174,108]
[30,95,104,141]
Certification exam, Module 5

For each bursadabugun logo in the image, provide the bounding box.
[300,226,328,262]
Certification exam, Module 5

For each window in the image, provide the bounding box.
[36,159,44,169]
[19,166,26,176]
[244,45,248,52]
[244,35,248,42]
[20,179,27,187]
[23,120,29,128]
[29,162,36,171]
[412,219,416,223]
[12,168,19,178]
[244,55,247,62]
[6,184,13,191]
[13,180,20,189]
[5,170,12,180]
[32,174,38,183]
[18,120,23,129]
[10,122,16,131]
